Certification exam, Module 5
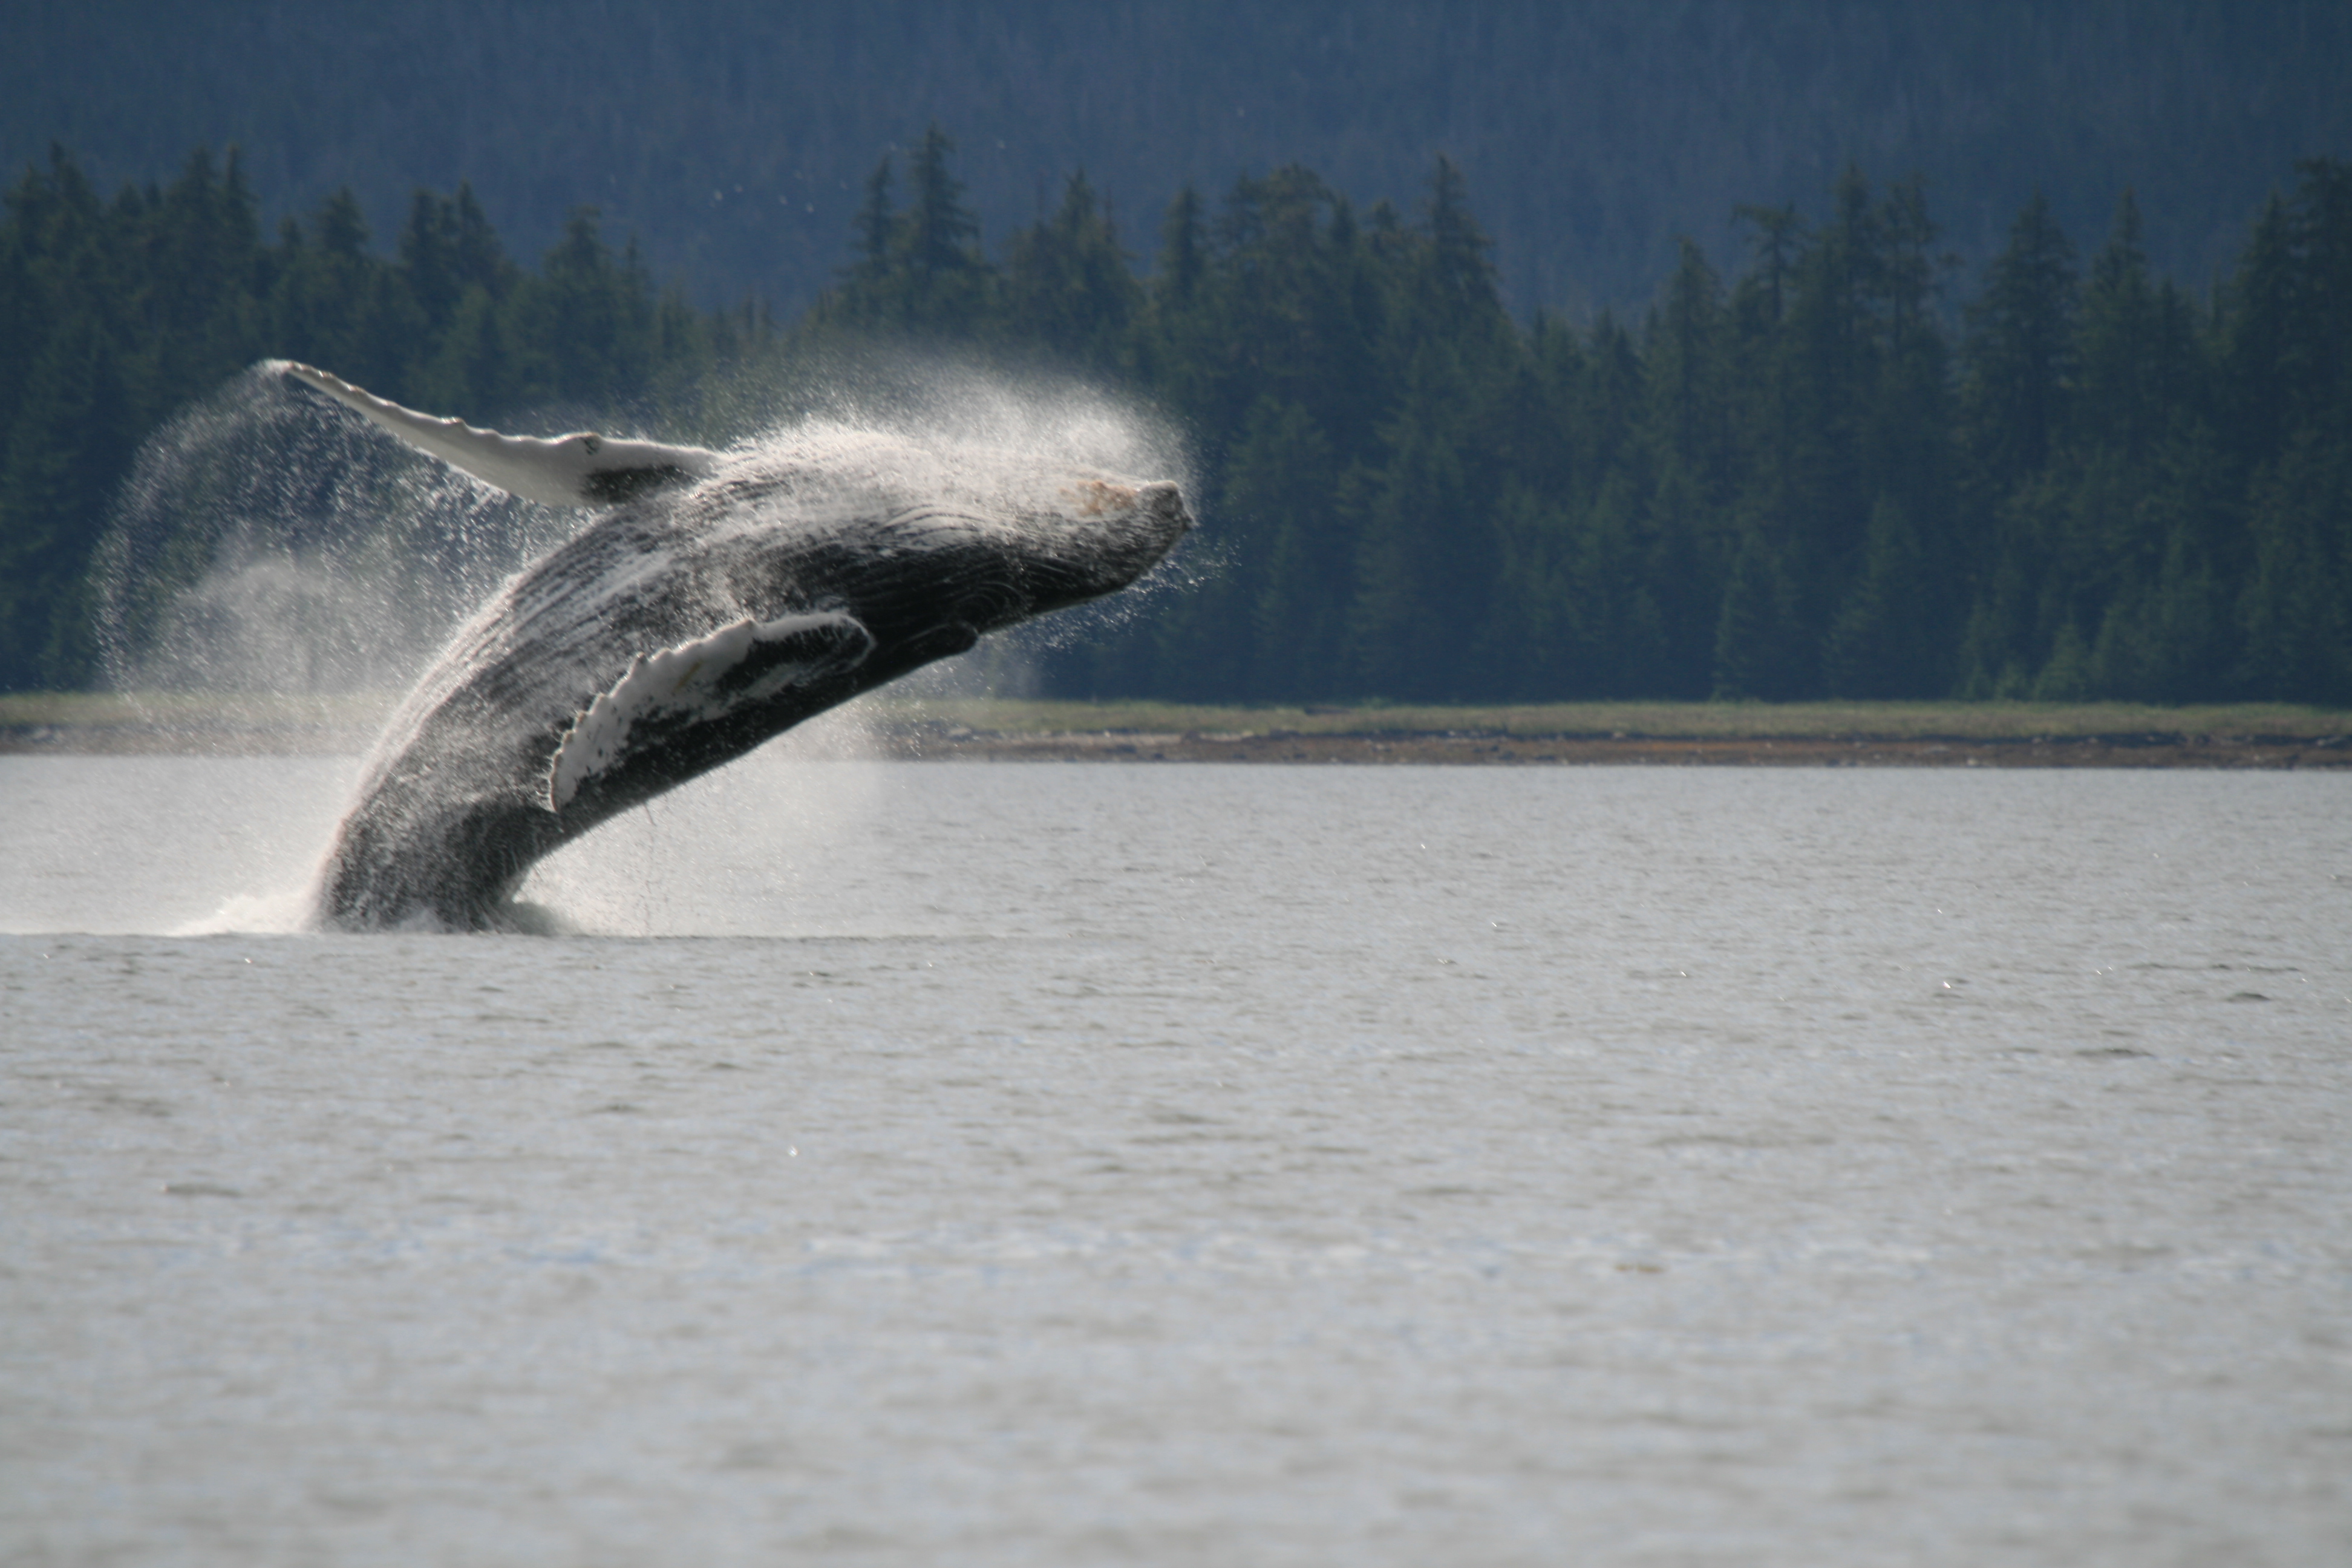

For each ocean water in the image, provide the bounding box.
[2,753,2348,1566]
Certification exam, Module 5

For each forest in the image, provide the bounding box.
[1,131,2347,704]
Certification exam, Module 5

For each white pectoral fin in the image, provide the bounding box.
[546,612,875,811]
[278,361,725,508]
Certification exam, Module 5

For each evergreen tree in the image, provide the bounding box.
[1224,396,1341,696]
[0,313,132,684]
[1345,159,1514,697]
[999,171,1141,374]
[1711,525,1805,700]
[898,123,988,332]
[2223,194,2296,477]
[2239,429,2352,703]
[2075,193,2191,460]
[1822,495,1937,697]
[1956,191,2080,691]
[1154,184,1206,310]
[1134,183,1210,410]
[1964,192,2077,485]
[2287,158,2352,437]
[835,154,898,325]
[138,148,264,412]
[1640,238,1735,688]
[521,207,656,405]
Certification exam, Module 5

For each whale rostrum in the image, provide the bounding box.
[280,362,1191,930]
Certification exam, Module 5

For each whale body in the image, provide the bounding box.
[281,363,1191,930]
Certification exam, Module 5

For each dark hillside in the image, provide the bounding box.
[7,1,2348,317]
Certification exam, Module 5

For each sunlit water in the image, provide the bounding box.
[3,755,2348,1566]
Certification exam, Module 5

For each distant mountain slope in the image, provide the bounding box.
[7,1,2348,313]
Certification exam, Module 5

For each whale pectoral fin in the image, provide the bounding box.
[546,612,875,811]
[279,361,725,509]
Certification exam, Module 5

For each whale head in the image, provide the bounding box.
[1005,474,1194,618]
[672,436,1194,662]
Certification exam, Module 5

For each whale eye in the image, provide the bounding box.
[582,436,603,455]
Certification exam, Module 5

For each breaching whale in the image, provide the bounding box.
[278,362,1191,930]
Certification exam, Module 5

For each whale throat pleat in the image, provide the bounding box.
[546,612,874,810]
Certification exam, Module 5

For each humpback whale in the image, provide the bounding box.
[279,362,1191,930]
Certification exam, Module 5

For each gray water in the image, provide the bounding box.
[4,753,2348,1566]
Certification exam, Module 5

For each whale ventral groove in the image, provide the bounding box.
[284,363,1191,930]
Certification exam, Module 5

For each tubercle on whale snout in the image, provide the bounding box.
[1009,479,1194,610]
[786,478,1191,635]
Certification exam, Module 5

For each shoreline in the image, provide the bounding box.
[5,697,2349,769]
[875,725,2352,769]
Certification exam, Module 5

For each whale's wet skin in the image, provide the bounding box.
[280,364,1190,929]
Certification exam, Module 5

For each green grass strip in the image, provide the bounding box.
[867,697,2352,742]
[7,691,2348,743]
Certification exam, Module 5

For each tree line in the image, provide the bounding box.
[2,131,2347,704]
[0,145,764,687]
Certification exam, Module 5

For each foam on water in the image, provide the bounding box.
[171,888,321,938]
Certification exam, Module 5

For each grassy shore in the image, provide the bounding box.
[6,690,2348,762]
[0,691,396,730]
[0,690,397,753]
[867,696,2352,743]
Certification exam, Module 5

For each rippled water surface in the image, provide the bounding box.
[4,754,2349,1566]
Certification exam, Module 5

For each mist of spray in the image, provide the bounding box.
[96,364,576,711]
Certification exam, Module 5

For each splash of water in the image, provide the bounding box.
[95,364,572,708]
